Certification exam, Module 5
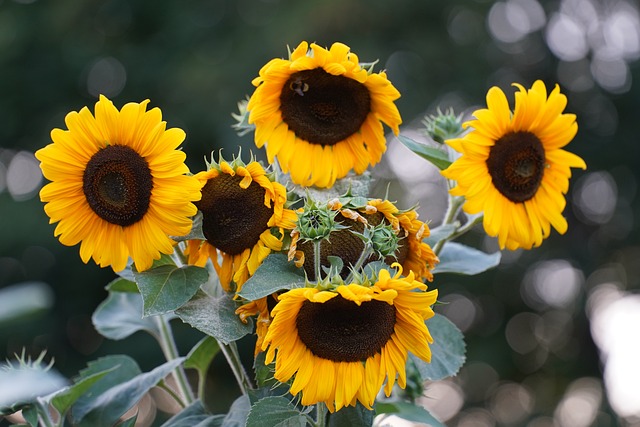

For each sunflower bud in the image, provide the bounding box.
[368,222,401,259]
[296,199,344,242]
[422,107,464,143]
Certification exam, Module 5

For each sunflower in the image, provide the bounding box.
[35,95,201,272]
[262,265,437,412]
[290,198,438,281]
[185,157,297,292]
[247,41,402,188]
[441,81,587,250]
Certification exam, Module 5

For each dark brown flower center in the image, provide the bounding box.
[279,68,371,146]
[197,173,273,255]
[486,131,545,203]
[296,295,396,362]
[299,211,408,280]
[83,145,153,226]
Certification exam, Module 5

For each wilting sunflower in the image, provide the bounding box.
[290,198,438,281]
[247,41,402,188]
[262,265,437,412]
[35,95,201,272]
[185,157,297,292]
[441,81,587,250]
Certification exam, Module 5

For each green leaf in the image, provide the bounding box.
[160,399,225,426]
[424,223,458,247]
[185,336,220,381]
[289,171,371,202]
[376,401,444,426]
[133,264,209,316]
[221,395,251,427]
[50,366,117,415]
[237,254,305,301]
[176,290,252,344]
[253,352,275,389]
[75,358,185,427]
[327,403,374,427]
[22,405,38,427]
[246,397,307,427]
[92,291,160,340]
[71,355,142,423]
[433,242,501,275]
[410,314,465,381]
[105,277,139,293]
[397,135,452,170]
[173,211,206,242]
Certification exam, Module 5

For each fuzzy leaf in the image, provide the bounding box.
[410,314,465,381]
[327,403,374,427]
[92,291,160,340]
[176,291,252,344]
[222,395,251,427]
[433,242,501,275]
[185,336,220,380]
[246,397,307,427]
[74,358,184,427]
[424,223,458,247]
[105,277,139,293]
[160,400,226,427]
[50,366,117,415]
[237,254,305,301]
[376,401,444,426]
[134,264,209,316]
[397,135,452,170]
[71,355,142,423]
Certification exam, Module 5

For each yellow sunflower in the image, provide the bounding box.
[262,265,437,412]
[290,198,438,281]
[247,41,402,188]
[441,81,587,250]
[185,158,297,292]
[35,95,201,272]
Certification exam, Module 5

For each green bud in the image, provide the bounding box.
[368,222,401,259]
[422,107,464,143]
[296,199,344,242]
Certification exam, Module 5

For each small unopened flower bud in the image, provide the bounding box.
[369,222,401,259]
[297,199,344,242]
[422,108,464,143]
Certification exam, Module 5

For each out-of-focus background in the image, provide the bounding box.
[1,0,638,425]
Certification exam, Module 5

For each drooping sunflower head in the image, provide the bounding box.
[35,95,201,272]
[247,41,402,188]
[441,80,587,250]
[290,197,438,282]
[262,265,437,412]
[185,154,297,291]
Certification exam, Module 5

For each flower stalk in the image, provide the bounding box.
[154,315,195,405]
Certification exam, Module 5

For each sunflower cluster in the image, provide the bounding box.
[36,40,585,416]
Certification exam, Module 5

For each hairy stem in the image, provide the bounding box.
[219,340,253,395]
[154,315,195,404]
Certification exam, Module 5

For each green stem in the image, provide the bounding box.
[315,402,328,427]
[219,340,253,395]
[158,380,187,408]
[433,195,465,256]
[314,240,322,281]
[154,315,195,404]
[345,243,373,284]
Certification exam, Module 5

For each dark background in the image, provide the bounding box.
[1,0,638,425]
